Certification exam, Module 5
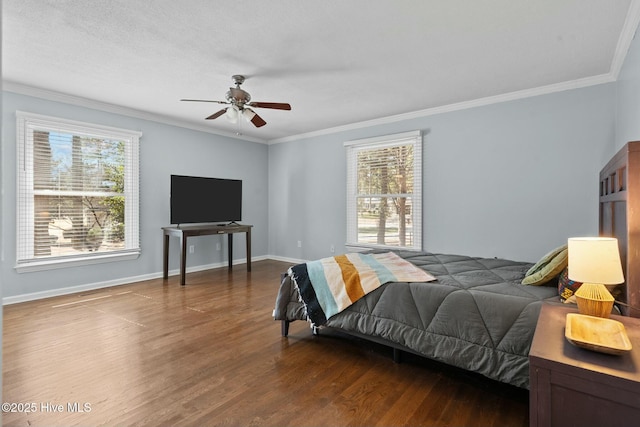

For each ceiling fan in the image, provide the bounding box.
[180,75,291,128]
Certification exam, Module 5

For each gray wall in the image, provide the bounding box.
[1,91,269,300]
[268,84,617,263]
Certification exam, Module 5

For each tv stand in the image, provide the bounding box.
[162,223,252,285]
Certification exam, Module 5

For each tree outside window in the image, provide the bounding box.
[33,132,126,256]
[346,131,422,251]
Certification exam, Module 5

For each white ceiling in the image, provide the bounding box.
[3,0,640,143]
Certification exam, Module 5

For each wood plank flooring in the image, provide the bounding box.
[3,260,529,426]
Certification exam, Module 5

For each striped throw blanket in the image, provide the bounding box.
[288,252,436,326]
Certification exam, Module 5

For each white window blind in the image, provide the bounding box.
[345,130,422,251]
[16,112,141,272]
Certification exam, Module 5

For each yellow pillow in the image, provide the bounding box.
[522,245,568,286]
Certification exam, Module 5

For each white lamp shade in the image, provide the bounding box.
[242,108,256,121]
[225,106,238,123]
[568,237,624,284]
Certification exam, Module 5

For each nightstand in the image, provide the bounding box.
[529,304,640,427]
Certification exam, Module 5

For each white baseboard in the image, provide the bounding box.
[266,255,307,265]
[3,256,272,305]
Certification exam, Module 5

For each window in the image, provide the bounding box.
[16,112,141,271]
[345,131,422,251]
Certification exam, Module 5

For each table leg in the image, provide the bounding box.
[163,232,169,280]
[180,234,187,286]
[246,229,251,272]
[228,233,233,270]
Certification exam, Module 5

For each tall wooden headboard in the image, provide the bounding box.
[599,140,640,317]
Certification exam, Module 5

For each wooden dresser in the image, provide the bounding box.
[529,304,640,426]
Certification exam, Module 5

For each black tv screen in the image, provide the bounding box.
[170,175,242,225]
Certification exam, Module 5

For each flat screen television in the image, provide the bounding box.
[170,175,242,225]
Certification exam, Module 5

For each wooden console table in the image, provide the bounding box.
[162,224,252,285]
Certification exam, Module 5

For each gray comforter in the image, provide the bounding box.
[273,250,560,389]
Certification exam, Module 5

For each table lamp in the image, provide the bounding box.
[568,237,624,318]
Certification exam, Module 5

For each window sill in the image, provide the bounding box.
[15,250,140,273]
[345,243,423,253]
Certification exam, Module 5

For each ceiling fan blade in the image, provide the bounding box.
[249,102,291,110]
[205,109,227,120]
[250,113,267,127]
[181,99,228,104]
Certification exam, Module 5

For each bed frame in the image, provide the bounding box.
[599,140,640,317]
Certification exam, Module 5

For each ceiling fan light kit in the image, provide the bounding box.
[180,75,291,128]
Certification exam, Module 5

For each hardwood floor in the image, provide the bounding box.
[3,260,529,426]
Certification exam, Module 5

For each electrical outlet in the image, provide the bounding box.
[189,245,194,254]
[330,244,335,253]
[297,240,302,248]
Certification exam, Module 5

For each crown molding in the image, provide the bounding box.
[611,0,640,78]
[2,81,268,144]
[267,73,615,145]
[1,71,619,148]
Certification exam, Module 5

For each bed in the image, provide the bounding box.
[274,250,561,389]
[273,140,640,389]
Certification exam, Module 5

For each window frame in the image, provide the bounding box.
[15,111,141,272]
[344,130,423,252]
